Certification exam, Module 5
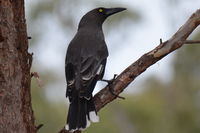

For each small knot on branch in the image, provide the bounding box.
[160,38,163,44]
[36,124,44,131]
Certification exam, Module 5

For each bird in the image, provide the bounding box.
[65,7,126,131]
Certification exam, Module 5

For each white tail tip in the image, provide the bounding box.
[65,124,69,130]
[89,111,99,122]
[65,116,91,131]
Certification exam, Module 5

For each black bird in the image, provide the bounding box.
[65,7,126,131]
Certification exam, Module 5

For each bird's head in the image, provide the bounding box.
[78,7,126,29]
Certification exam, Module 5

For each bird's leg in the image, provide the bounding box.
[101,74,125,99]
[101,74,117,84]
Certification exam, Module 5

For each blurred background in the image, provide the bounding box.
[25,0,200,133]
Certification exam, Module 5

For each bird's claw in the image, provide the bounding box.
[101,74,117,84]
[108,87,125,99]
[101,74,125,100]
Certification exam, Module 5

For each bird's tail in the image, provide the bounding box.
[65,96,99,131]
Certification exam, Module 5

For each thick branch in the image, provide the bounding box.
[59,9,200,133]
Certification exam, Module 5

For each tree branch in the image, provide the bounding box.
[94,8,200,112]
[185,40,200,44]
[59,9,200,133]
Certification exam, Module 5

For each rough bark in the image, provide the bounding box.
[59,9,200,133]
[0,1,35,133]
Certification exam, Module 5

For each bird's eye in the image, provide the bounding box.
[98,8,103,13]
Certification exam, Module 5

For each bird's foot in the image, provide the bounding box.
[101,74,125,100]
[101,74,117,84]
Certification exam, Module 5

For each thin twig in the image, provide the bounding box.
[31,72,44,88]
[36,124,44,131]
[185,40,200,44]
[160,38,163,44]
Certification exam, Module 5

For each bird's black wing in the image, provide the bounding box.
[65,29,108,102]
[66,54,106,102]
[80,56,106,98]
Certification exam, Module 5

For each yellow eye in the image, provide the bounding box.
[99,8,103,13]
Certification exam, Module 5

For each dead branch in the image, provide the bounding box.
[59,9,200,133]
[185,40,200,44]
[94,9,200,111]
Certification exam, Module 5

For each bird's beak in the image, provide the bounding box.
[106,8,126,16]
